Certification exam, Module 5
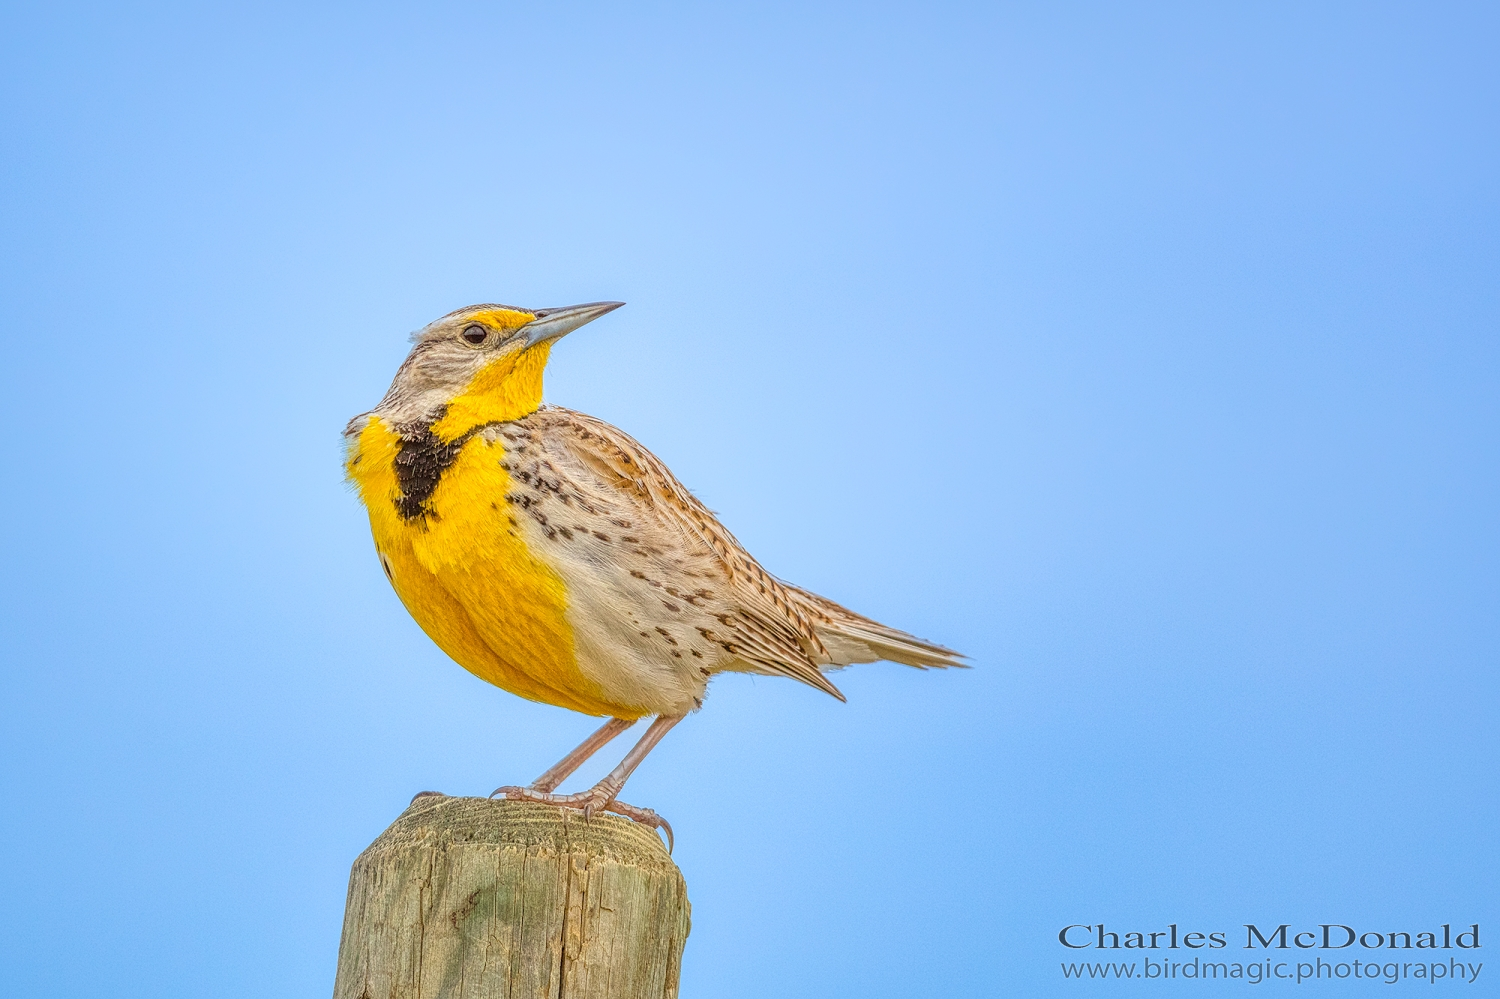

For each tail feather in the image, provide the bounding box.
[787,586,967,671]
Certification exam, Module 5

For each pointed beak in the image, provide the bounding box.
[522,301,625,348]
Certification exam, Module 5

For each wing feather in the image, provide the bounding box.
[531,407,844,699]
[526,406,962,698]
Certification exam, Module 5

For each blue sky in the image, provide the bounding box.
[1,3,1495,996]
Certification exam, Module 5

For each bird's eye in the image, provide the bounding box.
[461,324,489,346]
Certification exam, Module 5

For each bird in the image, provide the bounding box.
[345,301,963,846]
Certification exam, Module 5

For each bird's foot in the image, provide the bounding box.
[491,781,673,852]
[601,798,674,854]
[490,781,619,818]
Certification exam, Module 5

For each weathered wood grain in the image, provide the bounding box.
[332,795,690,999]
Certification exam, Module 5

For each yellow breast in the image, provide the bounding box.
[347,418,620,716]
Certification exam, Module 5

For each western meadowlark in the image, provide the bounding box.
[345,302,962,845]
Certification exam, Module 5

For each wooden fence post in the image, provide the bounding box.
[332,794,691,999]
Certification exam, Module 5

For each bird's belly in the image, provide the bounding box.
[351,422,624,715]
[505,505,734,717]
[560,575,728,716]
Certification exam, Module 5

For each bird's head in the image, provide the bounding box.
[354,301,623,441]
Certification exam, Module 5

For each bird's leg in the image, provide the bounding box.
[494,714,685,849]
[526,717,637,793]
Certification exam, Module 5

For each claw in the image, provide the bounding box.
[605,799,674,853]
